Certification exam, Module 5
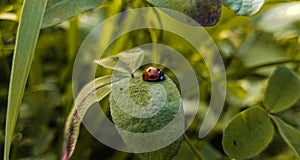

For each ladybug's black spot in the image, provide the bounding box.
[233,140,237,146]
[150,75,156,79]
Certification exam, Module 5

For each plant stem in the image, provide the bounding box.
[60,15,80,87]
[184,134,204,160]
[67,15,80,61]
[227,59,300,78]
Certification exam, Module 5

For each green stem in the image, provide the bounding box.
[227,59,300,78]
[184,134,204,160]
[67,15,80,60]
[60,15,80,86]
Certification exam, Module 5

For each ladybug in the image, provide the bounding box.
[142,67,166,82]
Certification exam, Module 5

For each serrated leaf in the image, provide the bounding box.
[271,115,300,159]
[61,76,119,160]
[223,0,264,15]
[222,106,274,159]
[147,0,221,26]
[264,66,300,113]
[110,76,184,160]
[4,0,48,160]
[94,48,144,75]
[42,0,106,28]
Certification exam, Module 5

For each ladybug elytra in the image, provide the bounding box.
[142,67,165,82]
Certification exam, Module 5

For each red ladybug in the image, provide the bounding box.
[142,67,165,82]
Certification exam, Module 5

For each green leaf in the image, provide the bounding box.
[110,76,184,160]
[4,0,48,160]
[271,115,300,159]
[136,137,183,160]
[222,106,274,159]
[223,0,264,15]
[146,0,222,26]
[61,76,118,160]
[264,66,300,113]
[94,48,144,75]
[256,2,300,36]
[42,0,106,28]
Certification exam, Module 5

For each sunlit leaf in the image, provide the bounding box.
[271,115,300,159]
[110,76,184,160]
[146,0,222,26]
[4,0,48,160]
[61,76,119,160]
[0,12,17,21]
[94,48,144,75]
[226,79,264,107]
[256,2,300,38]
[223,0,264,15]
[264,66,300,113]
[222,106,274,159]
[42,0,106,28]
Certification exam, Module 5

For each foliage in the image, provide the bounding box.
[222,106,274,159]
[3,0,48,160]
[110,75,184,160]
[264,66,300,113]
[61,75,113,160]
[1,0,300,160]
[223,66,300,159]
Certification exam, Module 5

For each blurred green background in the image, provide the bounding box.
[1,0,300,159]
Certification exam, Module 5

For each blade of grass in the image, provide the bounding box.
[4,0,48,160]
